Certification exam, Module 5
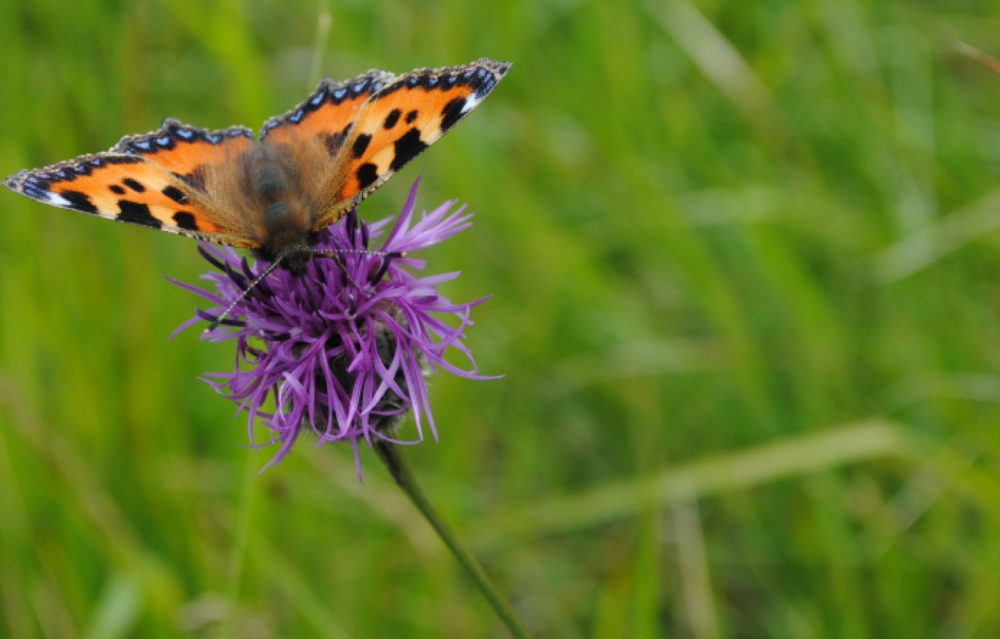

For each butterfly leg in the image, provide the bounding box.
[311,249,353,286]
[368,252,399,283]
[300,274,322,314]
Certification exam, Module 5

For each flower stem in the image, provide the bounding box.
[374,441,530,639]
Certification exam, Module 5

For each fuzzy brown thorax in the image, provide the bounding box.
[235,143,323,274]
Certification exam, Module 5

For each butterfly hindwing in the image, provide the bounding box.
[3,152,259,247]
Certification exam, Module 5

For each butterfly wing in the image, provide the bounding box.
[322,58,511,223]
[259,69,395,149]
[4,119,262,247]
[259,58,511,232]
[113,117,254,186]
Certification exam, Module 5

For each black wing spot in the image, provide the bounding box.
[322,130,347,156]
[162,185,188,204]
[122,178,146,193]
[172,211,199,230]
[440,97,467,132]
[61,190,98,214]
[109,184,126,195]
[405,109,418,124]
[117,200,162,228]
[176,167,206,191]
[390,128,428,172]
[383,109,402,129]
[322,124,352,157]
[356,163,379,190]
[351,134,372,159]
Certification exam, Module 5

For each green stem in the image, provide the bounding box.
[374,441,530,639]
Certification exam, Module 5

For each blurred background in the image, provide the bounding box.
[3,1,1000,637]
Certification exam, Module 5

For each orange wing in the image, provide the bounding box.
[259,58,511,231]
[3,152,256,246]
[4,119,262,247]
[259,69,395,151]
[323,58,511,221]
[113,117,254,181]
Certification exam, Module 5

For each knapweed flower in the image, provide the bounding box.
[170,178,492,473]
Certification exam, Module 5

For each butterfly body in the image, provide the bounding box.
[4,59,510,274]
[212,139,326,274]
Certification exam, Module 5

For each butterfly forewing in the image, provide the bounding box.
[316,58,511,229]
[259,69,395,150]
[114,118,256,182]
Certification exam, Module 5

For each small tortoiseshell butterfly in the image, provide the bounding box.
[4,58,510,274]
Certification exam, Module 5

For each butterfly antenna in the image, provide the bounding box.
[311,247,403,260]
[206,257,283,332]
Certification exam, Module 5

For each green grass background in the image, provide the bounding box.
[3,1,1000,637]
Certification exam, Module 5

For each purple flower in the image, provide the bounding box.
[170,178,493,474]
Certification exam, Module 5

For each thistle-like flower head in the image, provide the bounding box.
[171,179,491,473]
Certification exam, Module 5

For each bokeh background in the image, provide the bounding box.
[3,1,1000,637]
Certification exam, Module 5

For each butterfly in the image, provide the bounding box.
[4,58,511,275]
